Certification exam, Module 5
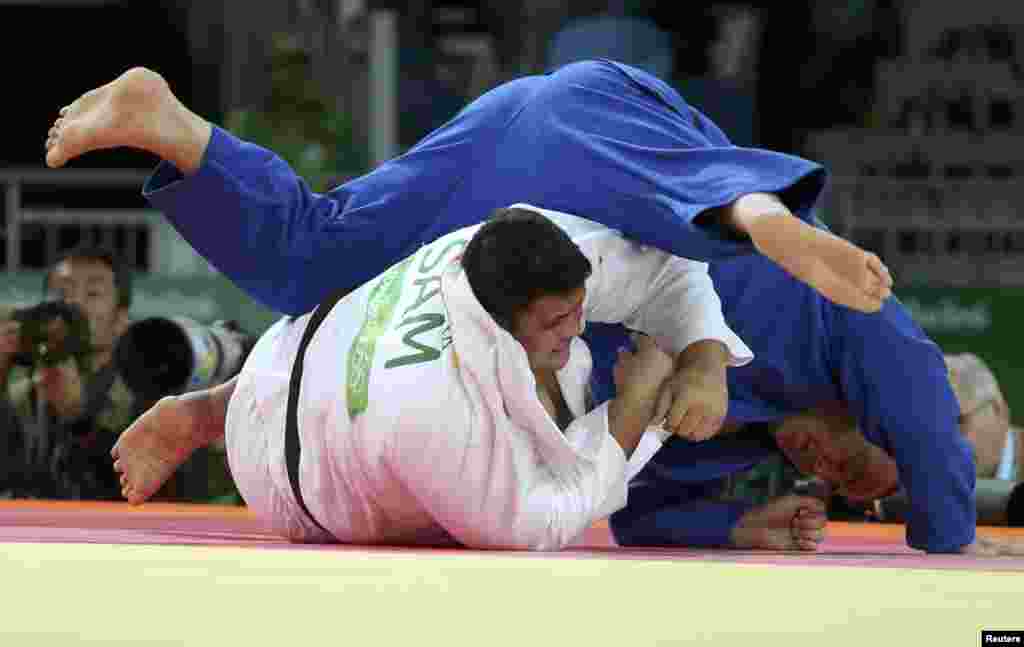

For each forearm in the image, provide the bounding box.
[612,497,752,548]
[839,303,976,552]
[607,396,656,457]
[890,384,975,551]
[894,417,975,553]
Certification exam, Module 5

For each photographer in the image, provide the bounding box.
[1,245,140,500]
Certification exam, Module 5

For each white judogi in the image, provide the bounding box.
[225,205,752,549]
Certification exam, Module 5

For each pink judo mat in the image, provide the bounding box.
[2,500,1021,571]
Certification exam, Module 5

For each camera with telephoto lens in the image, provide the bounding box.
[113,316,255,400]
[10,301,92,369]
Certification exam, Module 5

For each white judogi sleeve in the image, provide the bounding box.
[582,233,752,363]
[512,204,753,365]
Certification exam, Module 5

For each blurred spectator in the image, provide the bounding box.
[1,244,238,502]
[1,245,140,500]
[872,351,1022,526]
[946,353,1020,481]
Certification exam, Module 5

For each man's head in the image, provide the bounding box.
[946,353,1012,478]
[462,208,592,371]
[44,245,132,354]
[773,404,900,503]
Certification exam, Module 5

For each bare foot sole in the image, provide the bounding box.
[111,396,217,505]
[749,214,893,313]
[45,67,174,169]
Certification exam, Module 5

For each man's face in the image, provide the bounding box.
[47,257,128,353]
[510,287,585,372]
[774,421,900,503]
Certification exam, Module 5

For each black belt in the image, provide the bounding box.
[285,287,350,537]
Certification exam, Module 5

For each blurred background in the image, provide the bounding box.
[2,0,1023,506]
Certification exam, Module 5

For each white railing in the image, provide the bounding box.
[1,168,152,272]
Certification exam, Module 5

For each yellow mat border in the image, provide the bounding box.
[1,541,1020,647]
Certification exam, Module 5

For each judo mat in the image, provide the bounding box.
[1,501,1021,647]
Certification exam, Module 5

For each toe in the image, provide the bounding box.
[805,529,825,544]
[857,297,883,314]
[880,265,893,288]
[867,254,894,287]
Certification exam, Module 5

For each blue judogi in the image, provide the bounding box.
[588,251,971,551]
[142,59,974,552]
[146,59,823,315]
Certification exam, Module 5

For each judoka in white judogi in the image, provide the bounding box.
[226,205,752,549]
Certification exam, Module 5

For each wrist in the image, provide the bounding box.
[611,392,655,417]
[676,339,730,374]
[728,524,758,549]
[608,397,654,456]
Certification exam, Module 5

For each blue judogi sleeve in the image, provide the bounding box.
[608,433,779,547]
[143,59,826,316]
[142,125,474,316]
[832,299,976,553]
[584,321,777,547]
[609,476,752,548]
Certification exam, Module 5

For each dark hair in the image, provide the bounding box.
[462,207,592,331]
[45,244,133,309]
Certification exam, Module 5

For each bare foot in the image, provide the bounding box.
[111,395,221,505]
[730,495,828,551]
[45,67,210,173]
[748,213,893,313]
